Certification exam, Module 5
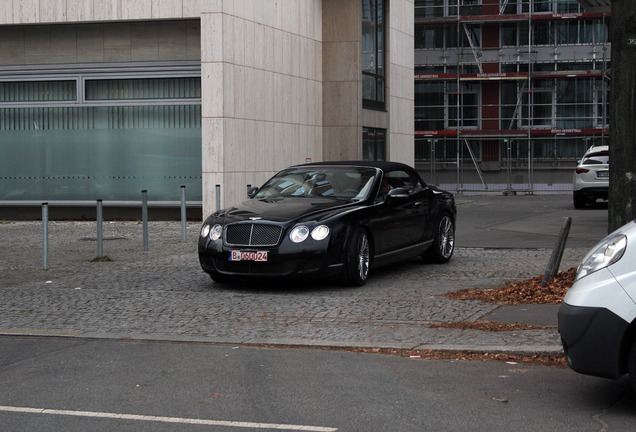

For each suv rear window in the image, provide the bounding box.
[582,152,609,165]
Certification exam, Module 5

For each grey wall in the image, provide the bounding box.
[0,20,200,65]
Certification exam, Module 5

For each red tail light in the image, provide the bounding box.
[575,168,590,174]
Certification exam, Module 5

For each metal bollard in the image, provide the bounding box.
[96,199,103,258]
[180,185,187,242]
[541,216,572,286]
[216,184,221,211]
[42,202,48,270]
[142,190,149,251]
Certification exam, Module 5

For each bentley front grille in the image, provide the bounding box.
[225,223,283,247]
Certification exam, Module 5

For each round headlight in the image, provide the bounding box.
[201,224,211,238]
[209,224,223,241]
[576,234,627,280]
[311,225,330,241]
[290,225,310,243]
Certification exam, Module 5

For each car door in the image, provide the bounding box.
[370,169,429,256]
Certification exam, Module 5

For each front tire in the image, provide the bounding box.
[628,339,636,394]
[343,228,370,286]
[573,191,587,209]
[425,213,455,263]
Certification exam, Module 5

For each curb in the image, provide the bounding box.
[0,329,564,356]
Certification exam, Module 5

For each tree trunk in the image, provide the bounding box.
[609,0,636,232]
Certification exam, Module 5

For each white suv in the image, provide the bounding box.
[573,145,609,209]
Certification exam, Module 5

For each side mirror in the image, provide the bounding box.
[247,187,259,199]
[387,188,409,199]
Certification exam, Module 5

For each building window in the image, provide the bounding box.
[415,0,444,18]
[363,127,386,161]
[448,82,480,129]
[85,78,201,101]
[0,68,202,202]
[501,77,603,131]
[415,81,480,130]
[0,80,77,102]
[362,0,385,110]
[415,82,445,130]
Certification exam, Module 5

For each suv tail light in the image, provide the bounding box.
[576,168,590,174]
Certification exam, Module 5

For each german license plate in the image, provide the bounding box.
[230,251,268,262]
[597,171,609,178]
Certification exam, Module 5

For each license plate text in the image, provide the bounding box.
[230,251,268,261]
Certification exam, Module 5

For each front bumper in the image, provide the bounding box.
[198,234,344,280]
[198,250,342,279]
[558,303,629,379]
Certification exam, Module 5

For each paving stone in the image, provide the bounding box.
[0,216,590,354]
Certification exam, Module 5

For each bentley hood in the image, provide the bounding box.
[214,197,357,224]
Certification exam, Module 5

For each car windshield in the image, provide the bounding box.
[255,166,378,200]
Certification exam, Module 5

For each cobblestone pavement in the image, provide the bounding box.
[0,213,590,354]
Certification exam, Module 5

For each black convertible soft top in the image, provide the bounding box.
[295,160,415,173]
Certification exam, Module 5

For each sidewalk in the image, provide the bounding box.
[0,195,608,355]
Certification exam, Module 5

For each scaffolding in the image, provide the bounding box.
[413,0,610,194]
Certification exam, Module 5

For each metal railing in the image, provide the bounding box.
[40,186,193,269]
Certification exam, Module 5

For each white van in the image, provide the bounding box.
[559,220,636,390]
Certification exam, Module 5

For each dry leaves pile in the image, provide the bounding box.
[444,267,577,305]
[410,349,568,368]
[428,321,551,332]
[351,347,568,367]
[259,344,568,367]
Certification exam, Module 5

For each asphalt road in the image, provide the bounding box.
[455,194,609,249]
[1,336,634,432]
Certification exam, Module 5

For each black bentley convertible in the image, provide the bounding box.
[198,161,456,286]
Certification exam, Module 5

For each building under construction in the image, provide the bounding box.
[413,0,610,194]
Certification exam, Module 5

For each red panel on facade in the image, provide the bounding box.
[481,81,499,130]
[415,129,609,138]
[482,63,499,74]
[482,23,499,48]
[482,1,499,16]
[415,12,608,26]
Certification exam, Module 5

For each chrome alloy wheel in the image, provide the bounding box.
[357,231,370,281]
[438,215,455,259]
